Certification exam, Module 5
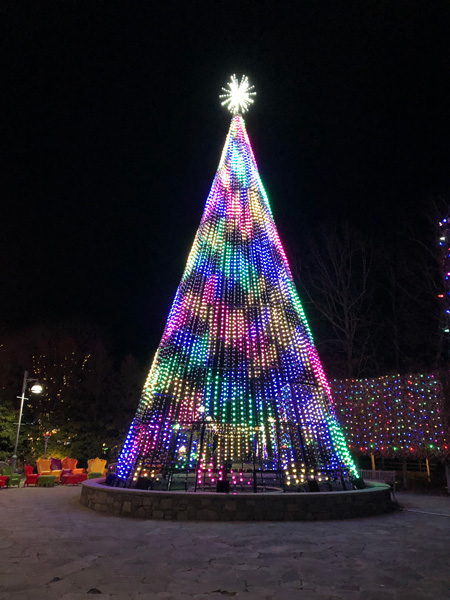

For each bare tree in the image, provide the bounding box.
[293,220,374,378]
[375,225,441,374]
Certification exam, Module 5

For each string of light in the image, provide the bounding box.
[331,374,449,457]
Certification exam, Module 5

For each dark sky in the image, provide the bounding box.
[1,1,450,361]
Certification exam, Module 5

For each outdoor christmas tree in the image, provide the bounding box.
[117,76,358,491]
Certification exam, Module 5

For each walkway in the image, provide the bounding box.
[0,486,449,599]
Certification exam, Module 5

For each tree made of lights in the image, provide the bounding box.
[116,76,358,491]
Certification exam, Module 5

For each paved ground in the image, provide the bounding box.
[0,486,449,600]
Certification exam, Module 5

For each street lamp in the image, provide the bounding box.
[11,370,42,472]
[31,382,43,394]
[43,432,52,459]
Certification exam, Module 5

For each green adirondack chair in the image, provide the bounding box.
[1,466,21,487]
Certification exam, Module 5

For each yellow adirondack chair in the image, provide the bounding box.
[87,457,107,477]
[37,457,62,483]
[36,458,52,475]
[36,457,62,483]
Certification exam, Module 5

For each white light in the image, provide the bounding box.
[198,405,205,413]
[179,445,186,454]
[30,383,43,394]
[220,75,256,115]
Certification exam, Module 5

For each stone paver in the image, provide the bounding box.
[0,486,449,599]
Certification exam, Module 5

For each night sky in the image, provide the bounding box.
[2,2,450,362]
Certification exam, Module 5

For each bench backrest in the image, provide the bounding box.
[360,469,396,483]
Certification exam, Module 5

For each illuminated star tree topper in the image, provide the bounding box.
[220,74,256,114]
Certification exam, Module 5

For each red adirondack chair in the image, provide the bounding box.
[24,465,39,487]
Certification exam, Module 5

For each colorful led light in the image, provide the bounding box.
[117,83,358,487]
[438,216,450,336]
[331,374,449,458]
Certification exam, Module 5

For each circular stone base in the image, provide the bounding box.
[80,479,393,521]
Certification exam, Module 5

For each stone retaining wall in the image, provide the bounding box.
[80,479,393,521]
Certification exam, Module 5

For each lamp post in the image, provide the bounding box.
[11,370,43,472]
[43,432,52,458]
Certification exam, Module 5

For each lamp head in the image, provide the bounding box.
[30,382,43,394]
